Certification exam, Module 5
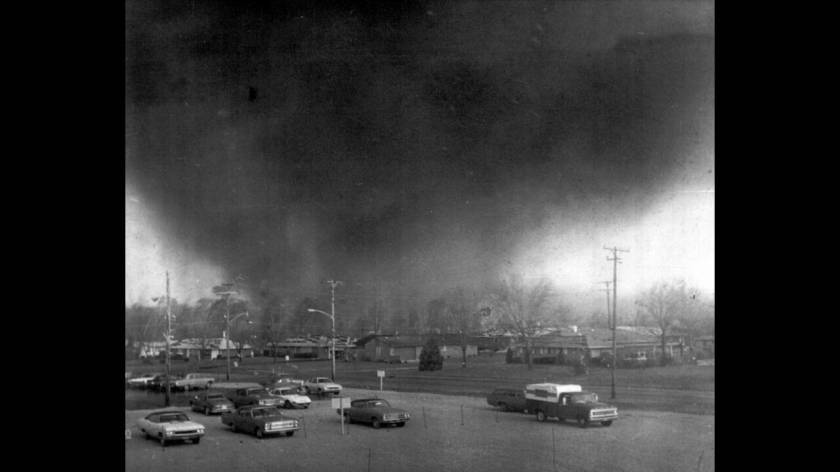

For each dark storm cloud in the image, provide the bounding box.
[126,0,714,309]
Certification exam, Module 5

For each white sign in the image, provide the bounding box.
[331,397,352,409]
[377,370,385,378]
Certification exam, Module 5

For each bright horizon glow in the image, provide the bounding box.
[507,187,714,306]
[125,187,228,306]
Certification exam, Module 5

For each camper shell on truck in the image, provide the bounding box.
[524,383,618,428]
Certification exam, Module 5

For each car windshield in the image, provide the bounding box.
[569,393,598,404]
[159,413,189,422]
[246,389,266,395]
[206,394,225,400]
[253,408,276,417]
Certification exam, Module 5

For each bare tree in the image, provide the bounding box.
[441,287,489,368]
[366,300,386,334]
[484,275,558,370]
[635,279,700,364]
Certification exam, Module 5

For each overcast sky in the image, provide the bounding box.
[125,0,714,317]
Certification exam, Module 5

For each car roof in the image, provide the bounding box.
[148,410,187,416]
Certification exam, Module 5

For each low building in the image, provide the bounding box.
[353,334,479,363]
[508,326,687,365]
[263,337,356,361]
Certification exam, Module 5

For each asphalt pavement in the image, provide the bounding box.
[126,388,714,472]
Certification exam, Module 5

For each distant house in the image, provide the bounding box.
[138,341,167,359]
[508,326,687,364]
[694,335,715,356]
[353,334,479,363]
[194,338,254,360]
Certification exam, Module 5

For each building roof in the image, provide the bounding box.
[518,326,678,350]
[354,333,479,348]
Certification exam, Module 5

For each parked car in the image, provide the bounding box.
[136,410,205,446]
[226,387,284,408]
[149,374,184,392]
[273,377,305,387]
[221,405,300,438]
[127,372,161,389]
[623,352,648,368]
[486,388,528,412]
[338,398,410,429]
[524,383,618,427]
[174,373,215,391]
[190,391,235,415]
[302,377,342,395]
[268,384,311,409]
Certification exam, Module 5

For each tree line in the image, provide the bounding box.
[126,275,713,369]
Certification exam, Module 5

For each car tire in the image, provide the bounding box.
[396,422,405,427]
[286,431,294,437]
[372,418,381,429]
[499,402,507,412]
[204,407,210,416]
[159,434,167,446]
[578,417,589,428]
[601,420,613,427]
[193,437,201,444]
[285,401,292,409]
[256,428,263,439]
[536,410,546,422]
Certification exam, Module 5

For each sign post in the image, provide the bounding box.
[377,370,385,391]
[332,396,351,435]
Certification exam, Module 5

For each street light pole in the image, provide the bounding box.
[224,310,250,382]
[165,271,171,407]
[329,280,338,382]
[225,299,231,381]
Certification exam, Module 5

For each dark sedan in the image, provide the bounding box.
[339,398,410,428]
[190,391,235,415]
[221,406,300,438]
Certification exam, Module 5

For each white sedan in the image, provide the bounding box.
[127,373,161,389]
[302,377,342,395]
[269,385,311,409]
[136,410,205,446]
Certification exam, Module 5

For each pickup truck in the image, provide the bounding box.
[174,373,215,391]
[524,383,618,427]
[226,387,284,408]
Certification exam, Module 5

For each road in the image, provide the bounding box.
[126,388,714,472]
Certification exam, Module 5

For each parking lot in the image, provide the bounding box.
[125,388,714,472]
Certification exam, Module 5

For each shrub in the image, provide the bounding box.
[419,338,444,371]
[505,348,514,363]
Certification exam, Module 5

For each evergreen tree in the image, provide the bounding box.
[419,337,444,371]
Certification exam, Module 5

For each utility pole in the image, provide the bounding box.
[165,271,172,407]
[213,283,243,381]
[604,246,629,400]
[600,281,612,329]
[326,280,342,382]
